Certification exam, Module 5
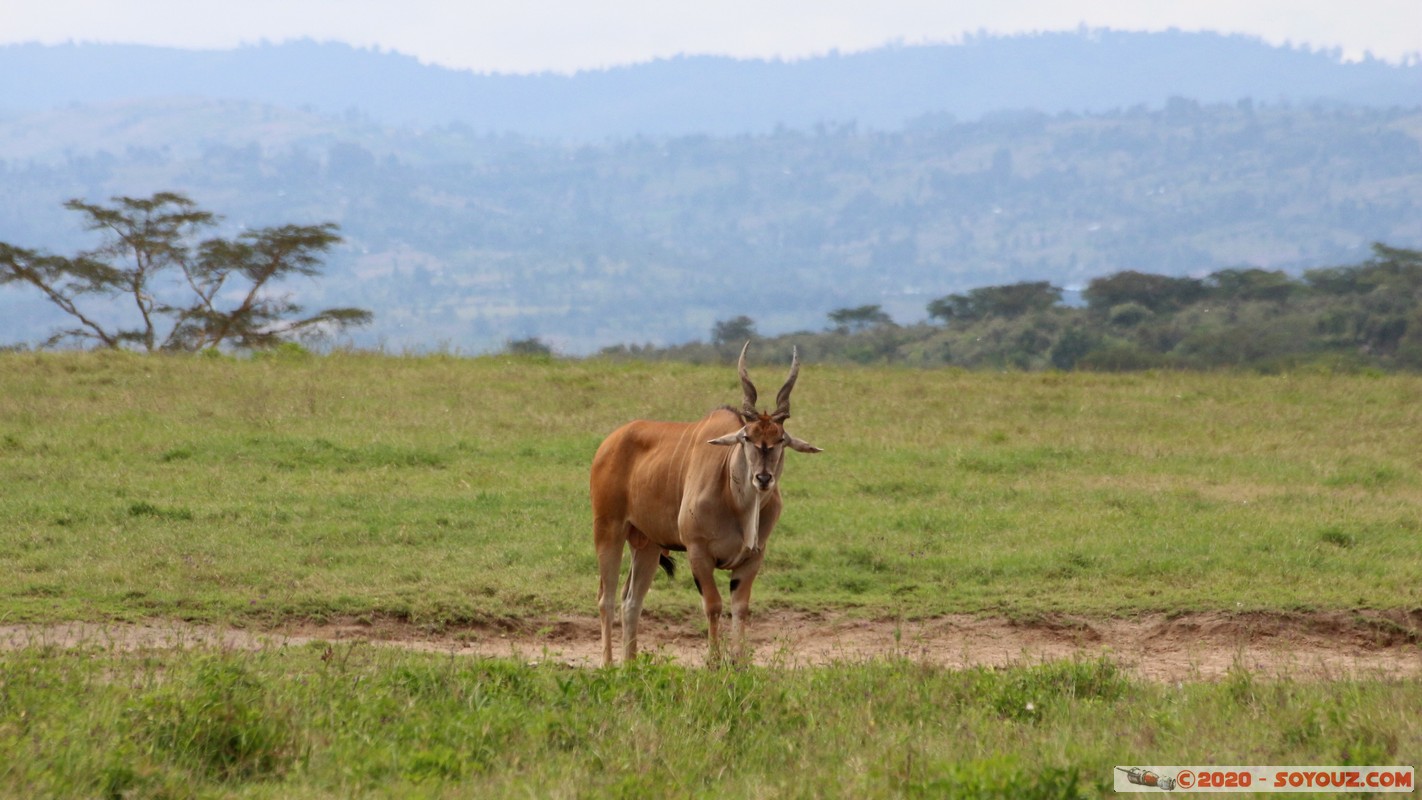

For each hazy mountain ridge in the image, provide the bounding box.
[2,30,1419,140]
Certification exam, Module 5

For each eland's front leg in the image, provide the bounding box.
[727,557,763,663]
[687,548,724,664]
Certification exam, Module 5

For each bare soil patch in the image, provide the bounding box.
[4,610,1419,682]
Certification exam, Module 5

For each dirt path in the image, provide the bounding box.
[4,610,1419,682]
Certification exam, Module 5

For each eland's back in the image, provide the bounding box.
[590,410,741,547]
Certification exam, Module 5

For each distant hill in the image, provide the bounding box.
[2,30,1419,139]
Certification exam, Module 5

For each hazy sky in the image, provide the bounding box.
[4,0,1421,73]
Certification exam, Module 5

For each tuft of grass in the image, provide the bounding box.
[158,446,194,462]
[985,657,1129,722]
[1319,527,1359,549]
[1323,462,1406,489]
[127,501,195,521]
[134,657,301,781]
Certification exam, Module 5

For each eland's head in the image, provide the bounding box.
[708,342,822,492]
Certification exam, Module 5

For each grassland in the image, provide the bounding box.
[3,350,1421,624]
[2,351,1420,797]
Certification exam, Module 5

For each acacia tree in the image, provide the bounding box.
[927,280,1062,326]
[711,315,757,346]
[0,192,371,351]
[827,304,894,333]
[1082,270,1206,315]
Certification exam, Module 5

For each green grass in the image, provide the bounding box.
[2,351,1422,625]
[1,643,1417,798]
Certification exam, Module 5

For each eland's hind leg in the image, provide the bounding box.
[621,535,663,661]
[594,518,625,666]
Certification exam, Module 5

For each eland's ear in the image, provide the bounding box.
[786,435,823,454]
[707,429,746,446]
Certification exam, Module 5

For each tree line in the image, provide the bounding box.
[601,243,1422,372]
[6,193,1420,373]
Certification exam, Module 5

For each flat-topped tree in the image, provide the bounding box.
[0,192,371,351]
